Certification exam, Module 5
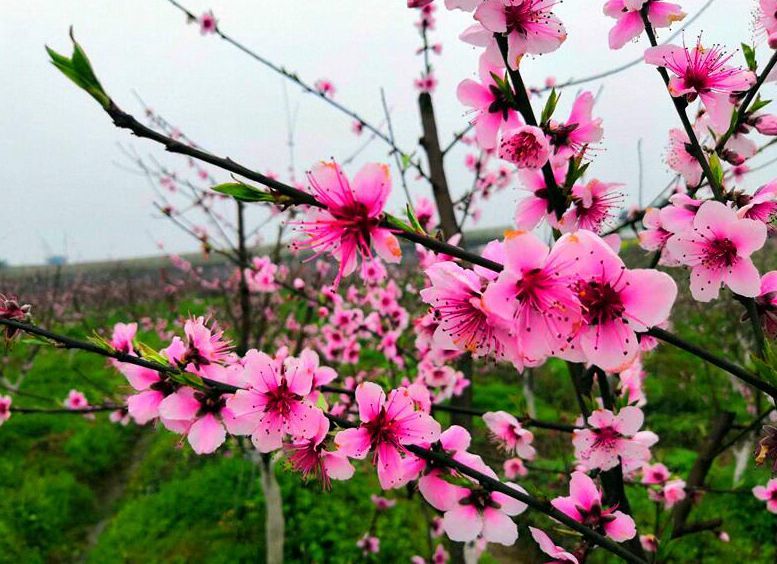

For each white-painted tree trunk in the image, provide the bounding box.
[255,453,285,564]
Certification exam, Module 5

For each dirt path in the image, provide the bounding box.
[77,430,155,561]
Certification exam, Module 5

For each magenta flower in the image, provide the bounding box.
[499,125,550,168]
[573,406,651,471]
[356,534,380,555]
[334,382,441,489]
[0,294,31,342]
[198,10,217,35]
[286,415,354,488]
[753,478,777,513]
[162,316,233,378]
[314,79,336,98]
[666,201,767,301]
[420,261,509,358]
[0,395,11,426]
[482,410,536,459]
[556,231,677,372]
[738,181,777,229]
[456,55,522,150]
[756,271,777,338]
[158,387,229,454]
[604,0,685,50]
[293,162,401,285]
[483,230,582,367]
[503,457,528,478]
[529,526,579,563]
[641,462,670,485]
[64,389,90,411]
[474,0,567,67]
[548,91,603,158]
[645,40,756,132]
[560,179,624,234]
[551,471,637,542]
[513,168,565,230]
[226,350,325,452]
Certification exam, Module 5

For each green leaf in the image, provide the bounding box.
[742,43,757,72]
[540,88,560,126]
[383,214,415,234]
[45,30,110,108]
[211,182,272,203]
[708,152,724,187]
[406,204,426,234]
[749,95,772,115]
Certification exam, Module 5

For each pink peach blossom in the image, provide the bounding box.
[483,411,536,459]
[573,406,651,471]
[604,0,685,50]
[499,125,550,168]
[666,201,767,301]
[551,471,637,541]
[753,478,777,513]
[529,526,579,563]
[293,162,401,285]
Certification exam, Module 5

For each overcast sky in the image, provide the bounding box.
[2,0,771,265]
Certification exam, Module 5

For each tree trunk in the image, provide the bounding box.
[257,453,285,564]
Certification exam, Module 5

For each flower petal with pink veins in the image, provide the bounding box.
[440,425,471,452]
[127,390,164,425]
[492,483,529,516]
[188,413,226,454]
[620,269,677,331]
[481,507,519,545]
[569,471,601,512]
[580,319,639,373]
[608,12,644,50]
[355,381,385,422]
[727,259,763,297]
[352,163,391,217]
[334,427,372,459]
[419,472,466,511]
[604,510,637,541]
[443,504,483,542]
[376,442,404,489]
[158,388,200,422]
[615,406,644,436]
[372,229,402,264]
[322,452,355,481]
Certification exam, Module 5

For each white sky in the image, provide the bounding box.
[2,0,772,265]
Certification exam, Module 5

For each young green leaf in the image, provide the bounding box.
[212,182,272,203]
[742,43,757,72]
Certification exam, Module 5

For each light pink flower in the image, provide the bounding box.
[158,386,230,454]
[474,0,567,67]
[551,471,637,541]
[162,316,232,378]
[293,162,401,285]
[560,179,624,234]
[499,126,551,168]
[573,406,651,471]
[420,261,509,358]
[334,382,441,489]
[556,231,677,372]
[645,40,757,132]
[604,0,685,50]
[753,478,777,513]
[666,201,767,301]
[503,457,528,478]
[356,534,380,555]
[752,113,777,135]
[482,230,582,368]
[438,482,528,545]
[199,10,217,35]
[483,411,536,459]
[638,208,675,264]
[227,350,325,452]
[649,478,687,509]
[0,395,11,425]
[641,534,659,552]
[371,494,397,510]
[666,128,703,186]
[286,415,354,488]
[456,55,522,150]
[548,91,604,158]
[513,168,565,230]
[641,462,670,485]
[110,322,137,354]
[415,71,438,93]
[529,526,579,563]
[758,0,777,48]
[660,193,702,233]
